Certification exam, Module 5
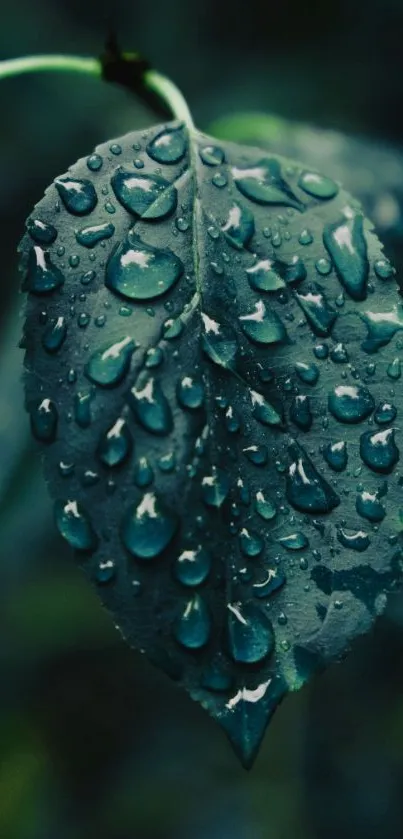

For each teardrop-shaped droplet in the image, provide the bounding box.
[174,546,212,586]
[26,217,57,245]
[374,402,397,425]
[25,246,64,294]
[111,170,177,219]
[121,492,178,559]
[295,361,319,386]
[106,230,183,302]
[30,398,58,442]
[227,602,275,664]
[239,528,264,558]
[323,213,369,301]
[239,300,287,345]
[201,468,230,508]
[255,491,276,520]
[323,440,348,472]
[54,499,98,550]
[177,376,205,409]
[356,490,386,522]
[253,568,286,599]
[328,385,374,424]
[330,343,348,363]
[387,357,401,380]
[243,445,268,466]
[246,258,286,292]
[98,418,133,467]
[360,305,403,354]
[201,313,238,369]
[290,395,312,431]
[55,176,97,216]
[199,145,225,166]
[360,428,399,474]
[74,389,93,428]
[128,377,173,436]
[337,528,370,552]
[76,222,115,249]
[232,159,304,211]
[278,532,309,550]
[221,201,255,249]
[146,125,187,164]
[250,390,283,427]
[133,456,154,488]
[174,594,211,649]
[295,285,337,337]
[298,171,339,200]
[42,316,67,354]
[85,336,135,387]
[286,442,340,513]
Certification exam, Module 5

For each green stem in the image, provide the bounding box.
[0,54,195,128]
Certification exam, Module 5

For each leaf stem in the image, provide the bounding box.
[0,54,101,80]
[144,70,195,131]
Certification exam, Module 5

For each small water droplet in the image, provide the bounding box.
[290,395,312,431]
[133,456,154,488]
[255,491,276,520]
[253,568,285,598]
[201,468,230,508]
[239,528,264,557]
[323,440,348,472]
[221,202,254,249]
[54,499,97,550]
[328,385,374,424]
[295,285,337,337]
[26,217,57,245]
[177,376,205,409]
[232,159,303,210]
[174,594,211,649]
[239,300,287,345]
[279,531,309,550]
[298,171,338,200]
[98,418,133,467]
[356,490,386,522]
[87,153,103,171]
[337,528,370,552]
[174,546,211,586]
[76,222,115,249]
[74,389,93,428]
[121,492,178,559]
[387,357,401,380]
[85,336,135,387]
[360,428,399,473]
[287,442,340,513]
[42,316,67,353]
[146,125,187,164]
[30,398,58,442]
[55,176,97,216]
[374,258,395,280]
[111,170,177,219]
[25,246,64,294]
[323,212,369,301]
[374,402,397,425]
[128,376,173,435]
[201,313,238,368]
[295,361,319,385]
[227,602,275,664]
[199,145,225,166]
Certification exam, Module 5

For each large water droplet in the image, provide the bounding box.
[98,418,133,467]
[360,428,399,473]
[286,442,340,513]
[232,159,304,210]
[30,398,58,442]
[295,285,337,336]
[239,300,287,345]
[54,499,98,550]
[85,337,135,387]
[323,440,348,472]
[174,594,211,649]
[356,490,386,522]
[25,246,64,294]
[298,171,339,200]
[55,176,97,216]
[323,213,369,301]
[337,528,370,552]
[174,546,212,586]
[76,222,115,248]
[106,230,183,301]
[227,601,275,664]
[128,377,173,435]
[111,170,177,219]
[121,492,178,559]
[146,125,187,164]
[328,385,374,424]
[26,217,57,245]
[42,316,67,353]
[221,201,255,249]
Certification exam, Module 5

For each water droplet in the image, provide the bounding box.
[133,456,154,488]
[328,385,374,424]
[111,170,177,219]
[55,176,97,216]
[361,305,403,353]
[239,528,263,557]
[387,357,401,380]
[145,347,164,369]
[356,490,386,522]
[95,559,116,584]
[323,440,348,472]
[146,125,187,164]
[295,361,319,385]
[174,546,211,586]
[128,377,173,436]
[175,216,189,232]
[106,230,183,301]
[232,159,303,210]
[221,202,254,249]
[74,389,93,428]
[255,491,276,520]
[337,528,370,552]
[290,395,312,431]
[299,228,313,246]
[279,531,309,551]
[177,376,205,409]
[374,402,397,425]
[286,442,340,513]
[54,499,97,550]
[25,246,64,294]
[174,594,211,649]
[76,222,115,248]
[26,217,57,245]
[162,317,183,339]
[42,316,67,353]
[298,171,338,200]
[201,313,238,368]
[98,418,133,467]
[323,212,369,301]
[374,258,395,280]
[295,285,337,336]
[250,390,282,427]
[199,145,225,166]
[121,492,178,559]
[87,153,103,171]
[243,445,268,466]
[85,336,135,387]
[253,568,286,598]
[315,257,332,276]
[30,398,58,442]
[239,300,287,345]
[314,343,329,359]
[246,258,285,292]
[227,602,275,664]
[212,172,227,188]
[360,428,399,473]
[330,343,348,363]
[201,468,230,508]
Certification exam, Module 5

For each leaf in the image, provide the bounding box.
[19,121,403,767]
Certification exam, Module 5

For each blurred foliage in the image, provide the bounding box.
[1,1,403,837]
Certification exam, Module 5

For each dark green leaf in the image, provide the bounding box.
[20,121,403,767]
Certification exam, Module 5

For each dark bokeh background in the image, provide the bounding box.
[2,2,403,838]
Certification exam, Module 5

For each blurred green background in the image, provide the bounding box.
[2,1,403,837]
